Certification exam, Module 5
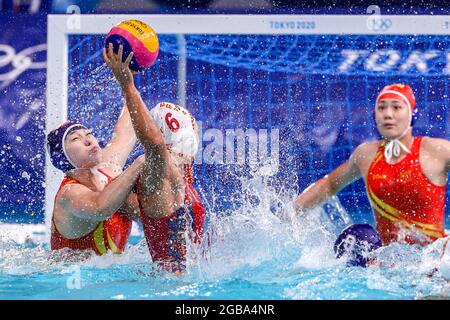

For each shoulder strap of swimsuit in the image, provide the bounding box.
[97,168,113,184]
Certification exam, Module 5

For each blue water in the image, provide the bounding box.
[1,177,449,300]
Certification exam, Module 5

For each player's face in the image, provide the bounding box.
[64,128,103,168]
[375,99,410,139]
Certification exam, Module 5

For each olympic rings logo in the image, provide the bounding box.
[367,17,392,32]
[0,44,46,88]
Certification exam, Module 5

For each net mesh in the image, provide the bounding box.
[67,33,450,219]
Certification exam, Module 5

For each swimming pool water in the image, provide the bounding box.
[1,206,449,300]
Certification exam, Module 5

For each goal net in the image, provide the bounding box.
[46,14,450,236]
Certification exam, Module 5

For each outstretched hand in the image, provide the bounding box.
[103,43,134,87]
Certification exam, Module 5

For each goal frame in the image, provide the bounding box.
[45,13,449,240]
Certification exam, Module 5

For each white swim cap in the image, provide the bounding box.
[150,102,199,163]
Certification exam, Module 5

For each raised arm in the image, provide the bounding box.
[59,156,144,222]
[294,145,363,214]
[103,44,169,174]
[102,102,137,168]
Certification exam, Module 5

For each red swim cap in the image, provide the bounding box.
[376,83,416,112]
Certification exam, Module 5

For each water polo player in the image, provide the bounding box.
[104,44,205,273]
[46,101,144,255]
[294,83,450,265]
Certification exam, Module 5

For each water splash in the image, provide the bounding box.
[0,168,449,299]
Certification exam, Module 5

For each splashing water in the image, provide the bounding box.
[1,168,449,300]
[4,63,450,297]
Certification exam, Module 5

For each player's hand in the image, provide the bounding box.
[103,43,134,87]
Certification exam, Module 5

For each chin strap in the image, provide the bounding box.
[170,148,195,185]
[384,127,412,163]
[184,163,194,185]
[89,166,109,186]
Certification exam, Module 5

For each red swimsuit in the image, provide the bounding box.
[138,178,206,272]
[51,169,132,255]
[366,136,446,245]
